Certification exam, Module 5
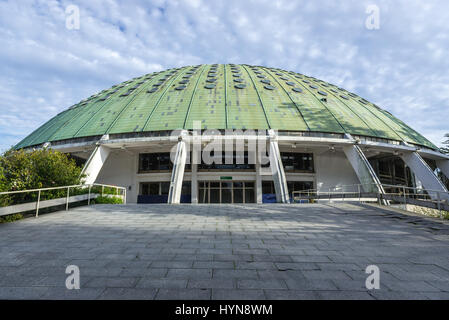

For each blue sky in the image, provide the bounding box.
[0,0,448,152]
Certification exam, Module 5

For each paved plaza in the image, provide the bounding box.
[1,203,449,300]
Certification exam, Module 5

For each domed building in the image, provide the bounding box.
[15,64,449,204]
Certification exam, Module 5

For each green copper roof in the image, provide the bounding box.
[15,64,436,149]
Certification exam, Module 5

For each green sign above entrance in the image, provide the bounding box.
[220,176,233,180]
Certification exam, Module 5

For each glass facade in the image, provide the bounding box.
[369,156,414,188]
[139,153,173,172]
[287,181,314,197]
[199,151,255,170]
[138,181,191,204]
[280,153,314,172]
[199,181,255,203]
[262,181,313,196]
[140,182,170,196]
[139,153,192,172]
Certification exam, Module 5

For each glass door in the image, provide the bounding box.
[198,181,255,204]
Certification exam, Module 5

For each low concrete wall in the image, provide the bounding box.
[391,204,448,218]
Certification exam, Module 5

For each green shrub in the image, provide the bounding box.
[92,196,123,204]
[442,211,449,220]
[0,213,23,224]
[0,148,84,205]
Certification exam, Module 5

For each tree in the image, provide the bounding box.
[1,148,83,190]
[441,133,449,154]
[0,148,84,205]
[0,165,7,192]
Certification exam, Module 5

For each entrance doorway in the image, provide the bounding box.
[199,181,255,204]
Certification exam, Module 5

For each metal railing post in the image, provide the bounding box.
[88,185,91,206]
[35,190,41,218]
[101,186,104,197]
[0,183,126,217]
[437,192,442,219]
[403,186,406,210]
[66,187,70,211]
[358,184,361,203]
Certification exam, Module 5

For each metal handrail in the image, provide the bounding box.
[0,183,126,195]
[293,183,449,197]
[291,182,448,218]
[0,183,127,218]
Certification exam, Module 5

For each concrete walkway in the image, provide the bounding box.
[1,203,449,300]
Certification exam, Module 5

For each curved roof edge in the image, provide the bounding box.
[14,64,438,151]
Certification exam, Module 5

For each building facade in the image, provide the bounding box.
[15,64,449,204]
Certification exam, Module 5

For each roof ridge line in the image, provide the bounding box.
[183,64,208,129]
[70,78,144,139]
[241,64,271,129]
[141,67,188,131]
[263,67,311,131]
[104,75,159,135]
[288,72,348,134]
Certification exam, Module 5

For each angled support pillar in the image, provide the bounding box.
[81,144,111,185]
[191,134,200,204]
[343,145,386,196]
[268,130,289,203]
[436,159,449,180]
[168,132,188,204]
[401,152,449,201]
[255,146,263,204]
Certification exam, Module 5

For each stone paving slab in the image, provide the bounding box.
[0,203,449,300]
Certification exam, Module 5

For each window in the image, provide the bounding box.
[281,153,314,172]
[262,181,314,196]
[140,182,170,195]
[262,181,275,194]
[287,181,314,197]
[199,151,255,170]
[139,153,173,172]
[181,181,191,195]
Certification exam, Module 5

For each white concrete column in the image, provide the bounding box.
[168,134,188,204]
[81,145,111,185]
[191,137,199,204]
[268,130,289,203]
[437,159,449,180]
[401,152,449,201]
[343,145,385,194]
